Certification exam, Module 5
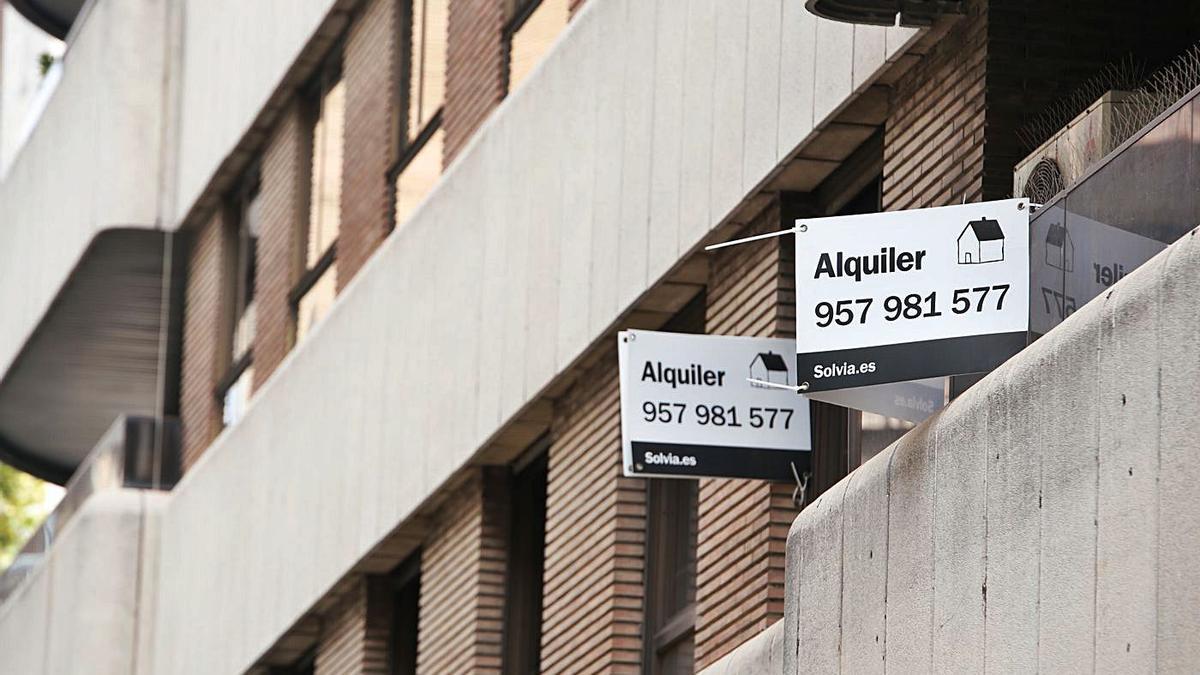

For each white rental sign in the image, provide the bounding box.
[793,199,1031,392]
[618,330,811,480]
[806,377,946,425]
[1029,207,1167,335]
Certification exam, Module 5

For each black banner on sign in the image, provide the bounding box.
[798,331,1029,393]
[629,441,810,481]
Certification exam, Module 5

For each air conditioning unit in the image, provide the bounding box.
[1014,90,1133,204]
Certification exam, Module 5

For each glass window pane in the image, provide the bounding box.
[645,478,698,674]
[296,263,338,343]
[241,197,259,308]
[232,301,256,361]
[408,0,448,140]
[656,639,695,675]
[508,0,569,93]
[395,127,445,226]
[222,365,254,427]
[308,78,345,267]
[860,412,914,466]
[659,479,697,617]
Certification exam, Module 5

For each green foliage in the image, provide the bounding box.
[37,53,54,78]
[0,463,44,569]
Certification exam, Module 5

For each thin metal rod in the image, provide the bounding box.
[704,227,796,251]
[747,377,806,392]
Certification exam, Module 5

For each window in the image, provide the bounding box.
[855,412,915,466]
[215,172,260,427]
[292,60,345,344]
[389,553,421,675]
[502,446,548,674]
[826,172,919,468]
[392,0,448,227]
[505,0,569,94]
[269,648,315,675]
[642,478,698,675]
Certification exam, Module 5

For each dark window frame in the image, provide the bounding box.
[642,477,699,675]
[501,437,550,674]
[268,646,316,675]
[213,167,261,423]
[389,552,422,675]
[291,53,345,336]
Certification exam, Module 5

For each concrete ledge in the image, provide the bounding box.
[698,620,785,675]
[783,226,1200,673]
[0,489,166,675]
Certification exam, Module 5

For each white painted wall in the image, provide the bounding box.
[150,1,917,672]
[782,225,1200,673]
[0,4,63,176]
[0,490,166,675]
[0,0,165,381]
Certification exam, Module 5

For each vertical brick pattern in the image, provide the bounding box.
[542,353,645,674]
[417,469,508,674]
[444,0,507,164]
[338,0,399,290]
[883,6,987,211]
[179,209,232,470]
[253,103,309,391]
[694,204,797,669]
[315,577,394,675]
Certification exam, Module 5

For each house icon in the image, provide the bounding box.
[1045,222,1074,272]
[749,352,790,387]
[957,217,1005,264]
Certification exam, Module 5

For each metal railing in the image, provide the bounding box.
[0,415,180,604]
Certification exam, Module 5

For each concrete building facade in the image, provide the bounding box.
[0,0,1198,673]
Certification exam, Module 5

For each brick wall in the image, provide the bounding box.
[444,0,508,164]
[693,204,798,669]
[417,469,508,674]
[542,353,645,673]
[883,6,987,211]
[314,577,393,674]
[253,102,310,391]
[983,0,1199,200]
[338,0,399,290]
[884,0,1199,212]
[179,209,233,470]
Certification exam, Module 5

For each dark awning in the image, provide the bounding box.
[0,229,182,483]
[805,0,965,27]
[7,0,87,39]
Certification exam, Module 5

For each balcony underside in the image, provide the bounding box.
[8,0,85,38]
[0,229,181,483]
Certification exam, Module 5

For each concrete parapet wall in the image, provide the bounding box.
[0,489,166,675]
[782,226,1200,673]
[697,619,785,675]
